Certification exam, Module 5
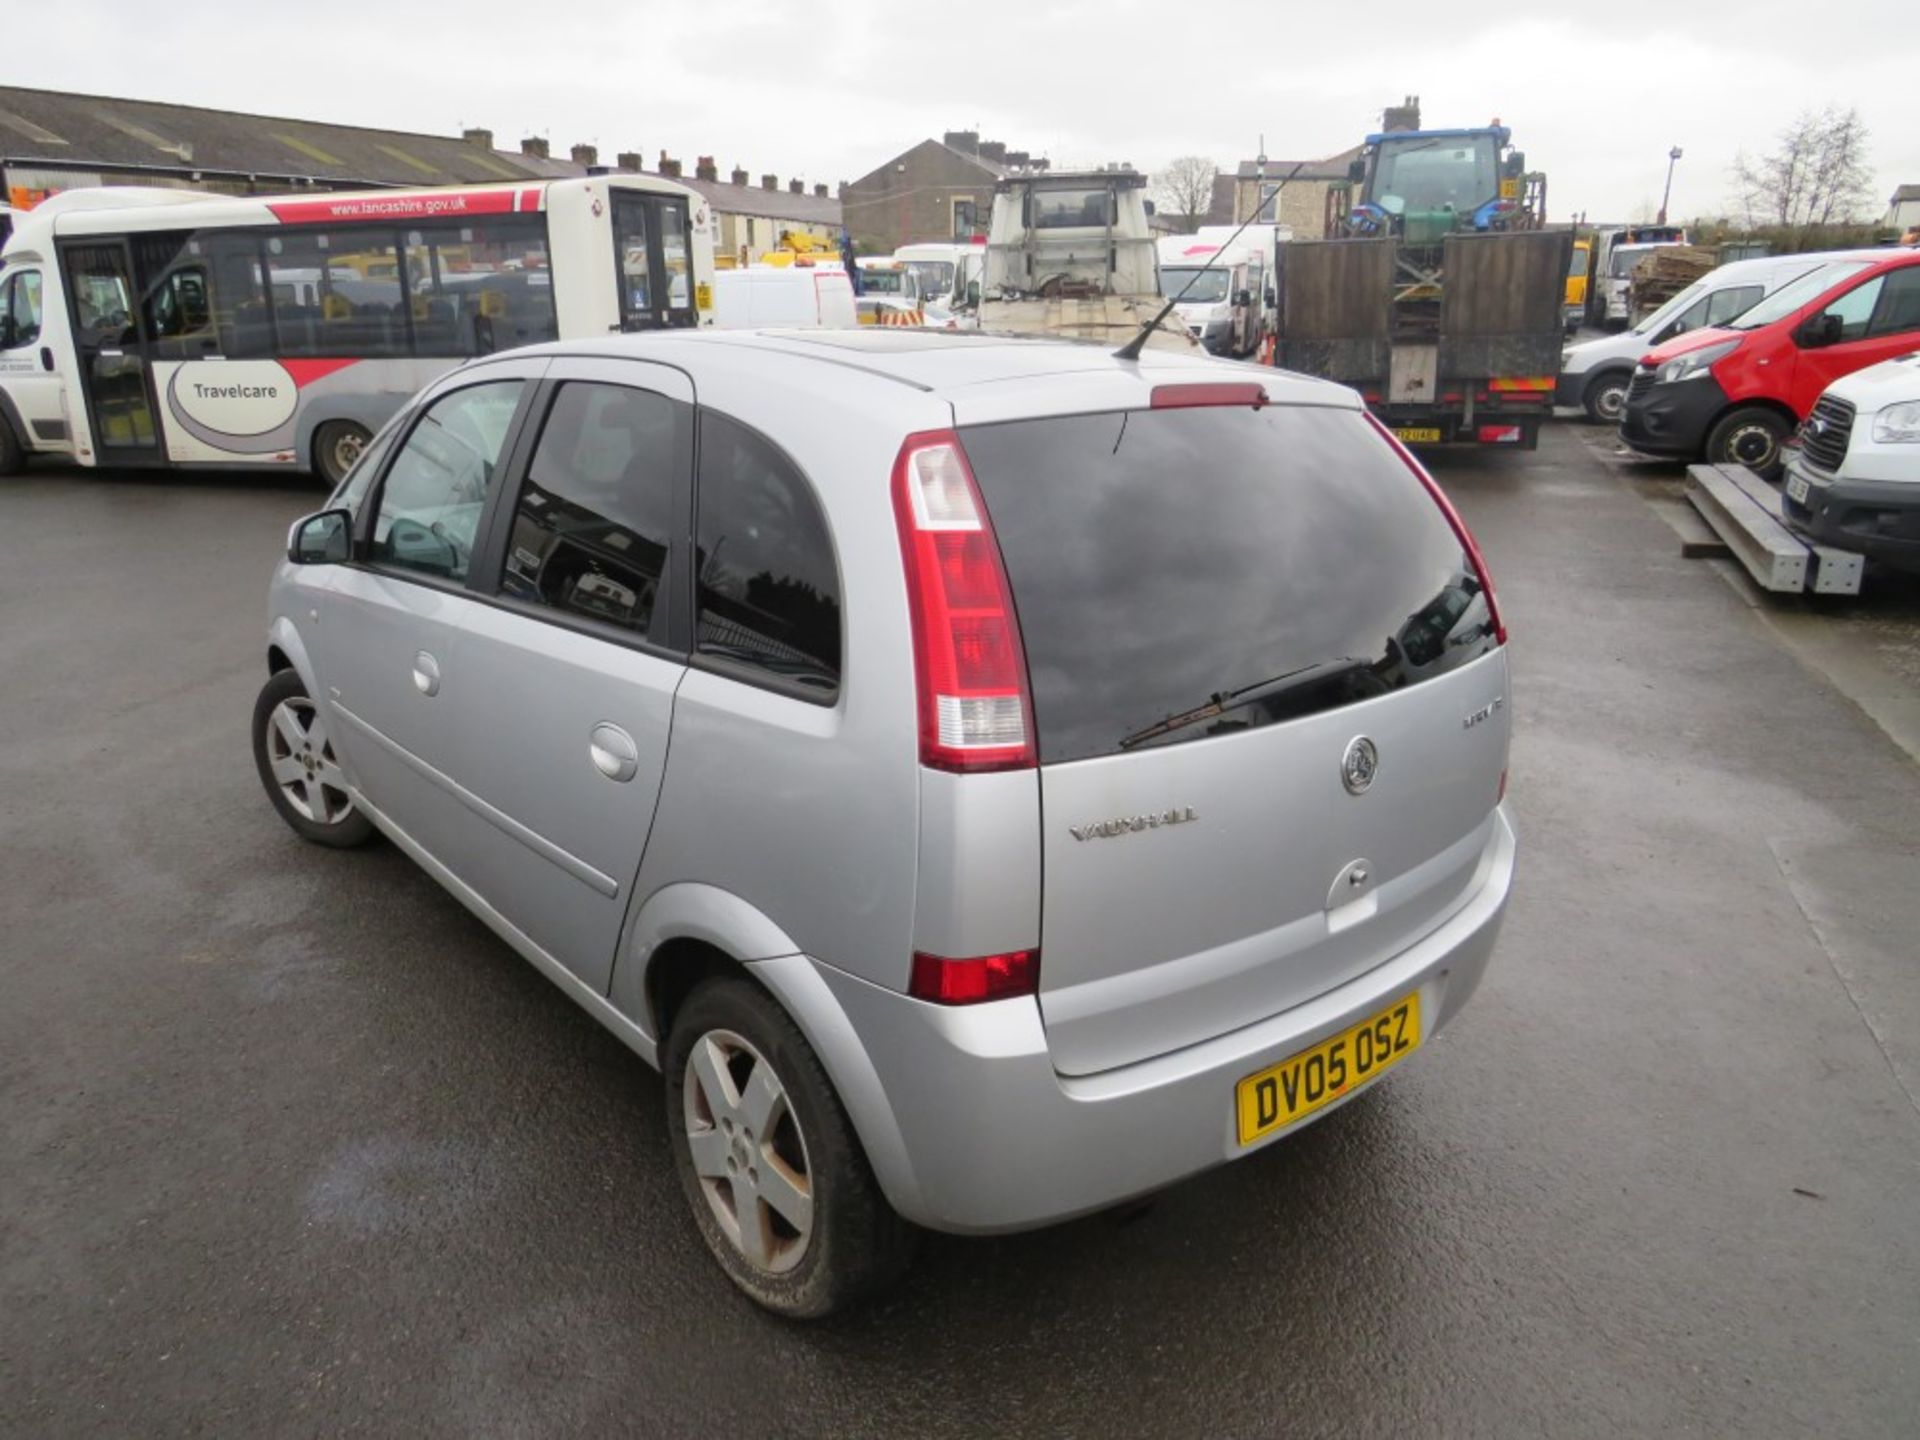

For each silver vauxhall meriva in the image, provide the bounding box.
[255,329,1516,1316]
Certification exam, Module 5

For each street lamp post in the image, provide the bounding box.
[1658,146,1683,226]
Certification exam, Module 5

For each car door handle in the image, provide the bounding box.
[588,723,639,782]
[412,651,441,697]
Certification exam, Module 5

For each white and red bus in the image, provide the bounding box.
[0,174,715,482]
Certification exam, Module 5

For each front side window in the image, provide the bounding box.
[1868,266,1920,337]
[371,380,525,581]
[695,411,841,696]
[1819,275,1883,343]
[2,270,40,347]
[500,382,687,641]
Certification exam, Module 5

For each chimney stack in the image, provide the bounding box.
[762,173,779,191]
[462,127,494,150]
[570,143,598,167]
[695,155,718,182]
[657,150,682,178]
[942,129,979,155]
[1383,94,1421,133]
[520,136,549,159]
[789,178,804,194]
[979,140,1007,164]
[1005,149,1030,170]
[730,165,749,186]
[813,183,828,198]
[616,151,643,173]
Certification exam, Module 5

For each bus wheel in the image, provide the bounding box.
[0,416,23,476]
[314,421,371,489]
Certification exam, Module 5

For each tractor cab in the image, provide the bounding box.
[1335,128,1541,242]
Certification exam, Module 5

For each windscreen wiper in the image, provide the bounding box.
[1117,657,1378,751]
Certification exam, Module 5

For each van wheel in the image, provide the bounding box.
[1581,371,1630,425]
[1706,407,1789,479]
[252,668,375,848]
[313,421,371,489]
[0,416,23,476]
[664,977,912,1318]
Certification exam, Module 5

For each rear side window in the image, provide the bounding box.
[960,405,1497,765]
[694,412,841,697]
[501,382,688,643]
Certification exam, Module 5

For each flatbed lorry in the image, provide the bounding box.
[1277,123,1571,448]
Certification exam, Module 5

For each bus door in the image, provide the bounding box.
[61,241,163,462]
[611,192,697,331]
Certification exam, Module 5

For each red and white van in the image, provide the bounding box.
[1618,248,1920,474]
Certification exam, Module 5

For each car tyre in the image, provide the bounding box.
[0,415,23,476]
[1581,371,1631,426]
[664,976,913,1318]
[252,668,376,848]
[313,420,372,489]
[1705,406,1789,479]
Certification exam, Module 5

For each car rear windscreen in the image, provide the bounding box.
[959,405,1498,765]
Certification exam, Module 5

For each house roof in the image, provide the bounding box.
[847,137,1007,192]
[503,146,844,226]
[0,85,534,187]
[1233,147,1362,183]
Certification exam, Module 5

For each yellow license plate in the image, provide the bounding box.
[1235,992,1421,1146]
[1394,427,1444,444]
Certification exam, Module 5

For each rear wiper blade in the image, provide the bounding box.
[1117,657,1377,751]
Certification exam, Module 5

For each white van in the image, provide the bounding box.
[710,265,856,329]
[1156,233,1265,356]
[894,240,985,327]
[1557,251,1876,423]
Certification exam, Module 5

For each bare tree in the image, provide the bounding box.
[1154,156,1220,226]
[1732,108,1875,239]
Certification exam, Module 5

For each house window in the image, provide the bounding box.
[952,198,978,240]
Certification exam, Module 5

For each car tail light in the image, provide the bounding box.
[891,431,1037,771]
[910,949,1039,1004]
[1366,413,1508,645]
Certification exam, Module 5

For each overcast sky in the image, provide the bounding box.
[17,0,1919,225]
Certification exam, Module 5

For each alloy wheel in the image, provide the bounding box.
[682,1028,815,1274]
[264,696,354,826]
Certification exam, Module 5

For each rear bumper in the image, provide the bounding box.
[1783,454,1920,571]
[1619,374,1725,459]
[765,806,1517,1234]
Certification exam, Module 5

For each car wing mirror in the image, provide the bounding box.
[288,508,352,565]
[1798,312,1843,349]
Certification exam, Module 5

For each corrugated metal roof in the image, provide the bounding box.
[0,85,541,187]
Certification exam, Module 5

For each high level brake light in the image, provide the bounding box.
[891,431,1037,772]
[1365,413,1509,645]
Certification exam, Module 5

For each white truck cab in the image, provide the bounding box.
[852,257,923,326]
[1155,234,1265,357]
[894,240,985,328]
